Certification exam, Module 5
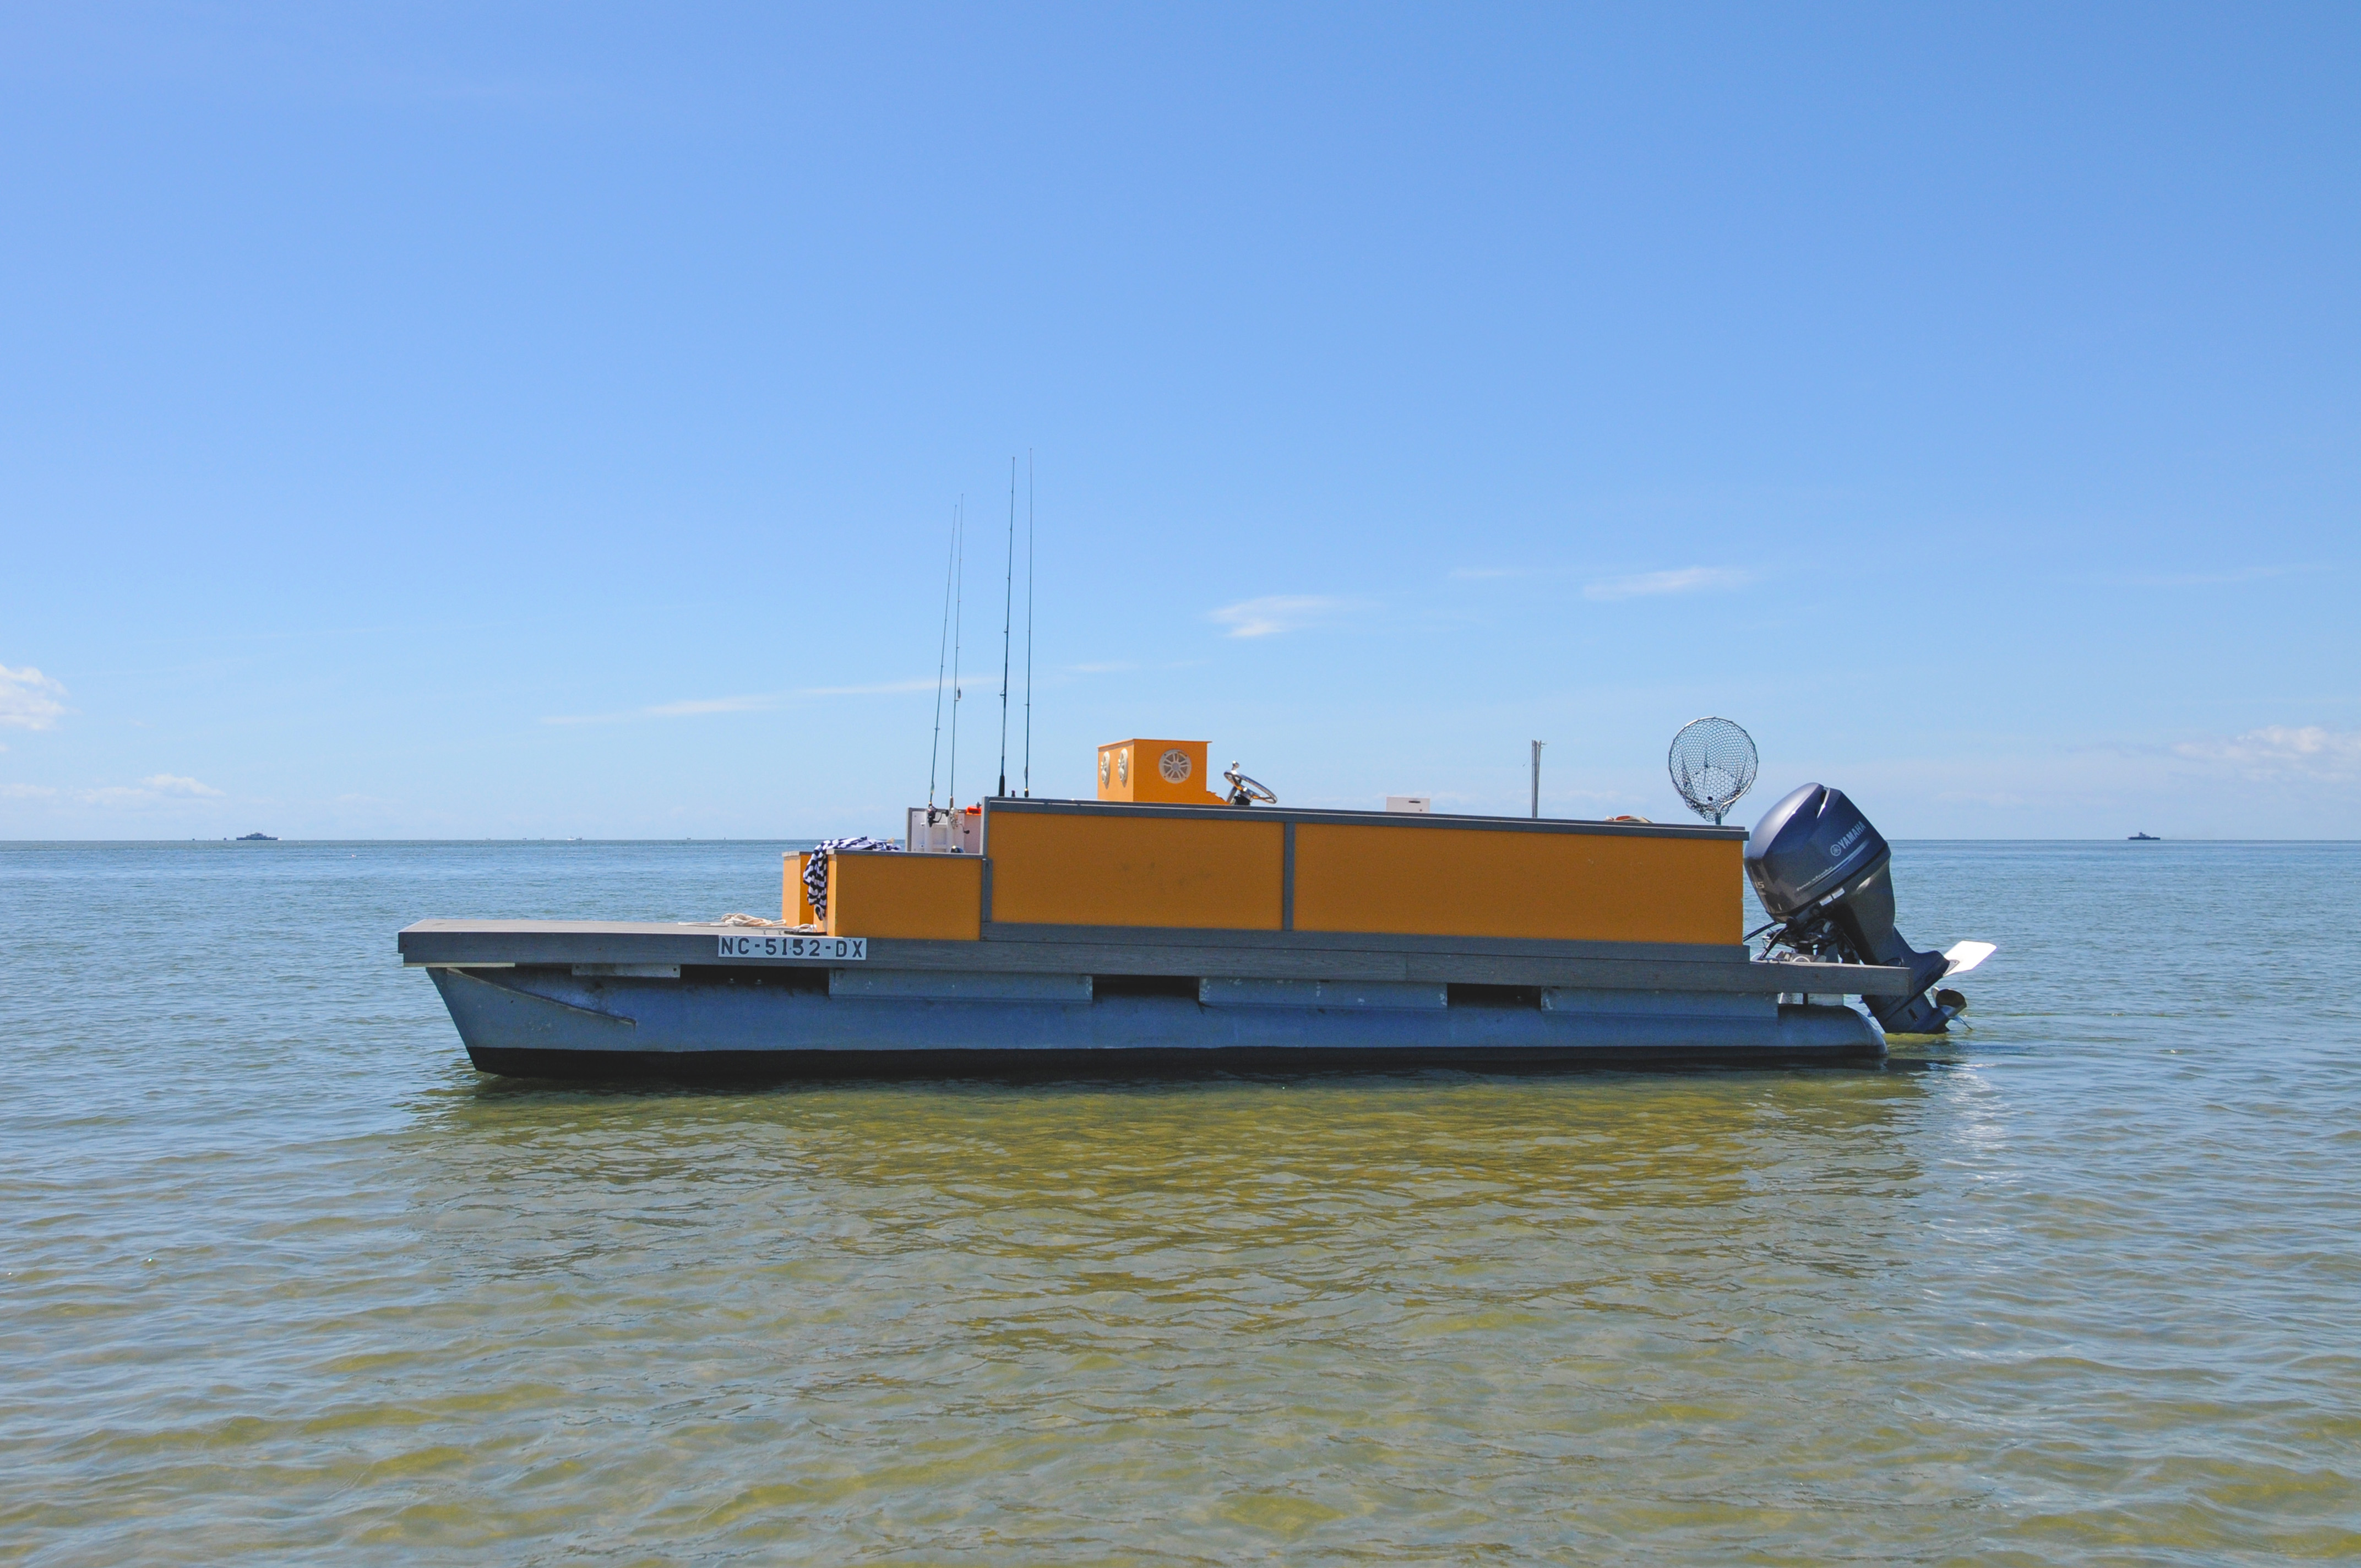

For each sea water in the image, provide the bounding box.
[2,839,2355,1564]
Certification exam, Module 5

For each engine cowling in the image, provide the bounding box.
[1744,783,1952,1033]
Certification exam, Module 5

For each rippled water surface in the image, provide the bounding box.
[3,840,2357,1564]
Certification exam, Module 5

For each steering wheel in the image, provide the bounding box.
[1223,762,1278,805]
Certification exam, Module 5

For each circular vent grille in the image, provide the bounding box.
[1158,748,1192,783]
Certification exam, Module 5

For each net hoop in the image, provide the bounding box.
[1667,717,1759,825]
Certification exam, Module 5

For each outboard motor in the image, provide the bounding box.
[1744,783,1957,1034]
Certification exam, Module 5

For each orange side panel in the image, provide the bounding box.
[988,809,1284,929]
[783,852,817,925]
[825,852,983,940]
[1292,824,1742,946]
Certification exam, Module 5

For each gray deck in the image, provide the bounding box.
[396,918,1913,997]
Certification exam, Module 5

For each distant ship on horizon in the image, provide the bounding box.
[2129,832,2161,841]
[235,832,278,841]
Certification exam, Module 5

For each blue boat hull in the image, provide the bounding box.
[429,967,1883,1080]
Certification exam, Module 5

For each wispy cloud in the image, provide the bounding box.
[1582,567,1752,602]
[544,693,785,725]
[647,695,780,718]
[2118,564,2322,589]
[541,679,938,725]
[1209,595,1365,639]
[796,679,942,698]
[90,776,225,806]
[0,665,68,730]
[2175,726,2361,781]
[140,773,223,797]
[0,774,224,809]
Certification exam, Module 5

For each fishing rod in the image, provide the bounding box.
[1022,449,1035,797]
[997,456,1015,798]
[927,502,957,811]
[947,497,964,810]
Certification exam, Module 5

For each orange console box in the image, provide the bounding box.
[1096,738,1229,806]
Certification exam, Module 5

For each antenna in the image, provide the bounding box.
[948,498,964,810]
[997,456,1014,798]
[1530,739,1544,818]
[1022,449,1035,797]
[927,503,957,810]
[1667,717,1759,826]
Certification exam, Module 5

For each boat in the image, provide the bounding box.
[236,832,278,841]
[2129,832,2161,841]
[400,735,1990,1081]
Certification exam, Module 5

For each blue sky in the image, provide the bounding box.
[3,3,2355,840]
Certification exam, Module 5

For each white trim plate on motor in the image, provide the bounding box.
[717,935,867,961]
[1941,941,1995,978]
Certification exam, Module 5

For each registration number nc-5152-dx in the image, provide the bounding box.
[716,935,867,961]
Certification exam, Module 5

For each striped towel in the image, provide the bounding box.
[804,836,900,921]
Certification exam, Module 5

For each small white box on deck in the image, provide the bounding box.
[905,805,983,854]
[1385,795,1432,814]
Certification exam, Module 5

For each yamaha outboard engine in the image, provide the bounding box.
[1744,783,1957,1034]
